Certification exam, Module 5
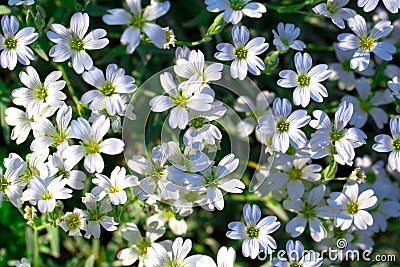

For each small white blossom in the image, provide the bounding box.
[215,25,269,80]
[0,15,38,70]
[257,98,310,153]
[226,204,280,258]
[47,12,109,74]
[92,166,137,205]
[272,22,306,51]
[373,117,400,171]
[357,0,400,13]
[337,15,395,71]
[81,64,136,116]
[313,0,356,29]
[59,208,87,236]
[21,176,72,213]
[102,0,170,53]
[328,182,377,230]
[277,52,331,107]
[272,240,324,267]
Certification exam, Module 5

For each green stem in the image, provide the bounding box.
[175,39,208,46]
[33,228,40,267]
[53,63,85,116]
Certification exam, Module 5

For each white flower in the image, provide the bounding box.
[388,76,400,99]
[328,182,377,230]
[313,0,356,29]
[272,240,324,267]
[257,98,310,153]
[284,185,330,242]
[145,237,214,267]
[117,220,165,266]
[92,166,137,205]
[21,177,72,213]
[192,153,244,210]
[62,115,125,173]
[12,66,66,116]
[47,12,109,74]
[47,152,86,190]
[127,145,179,201]
[102,0,170,53]
[59,208,87,236]
[82,193,118,239]
[15,258,31,267]
[309,101,367,165]
[358,0,400,13]
[174,48,223,90]
[272,22,306,51]
[30,105,73,152]
[373,117,400,171]
[8,0,34,6]
[0,156,26,208]
[183,101,226,146]
[162,27,176,49]
[277,52,331,107]
[342,77,392,129]
[149,72,214,129]
[205,0,266,24]
[215,25,269,80]
[148,213,188,236]
[226,204,280,259]
[81,64,136,116]
[337,15,395,72]
[329,43,375,91]
[0,15,38,70]
[5,106,49,144]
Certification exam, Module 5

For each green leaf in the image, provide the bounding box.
[32,42,49,62]
[0,96,10,145]
[47,227,60,258]
[0,5,11,15]
[264,51,280,75]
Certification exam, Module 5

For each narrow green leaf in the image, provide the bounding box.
[84,254,95,267]
[0,5,11,15]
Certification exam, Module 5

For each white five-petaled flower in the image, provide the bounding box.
[0,15,38,70]
[313,0,356,29]
[149,72,214,129]
[61,115,125,173]
[272,22,306,51]
[81,193,118,239]
[30,105,73,152]
[12,66,66,116]
[329,42,375,91]
[277,52,331,107]
[21,176,72,213]
[357,0,400,13]
[145,237,215,267]
[205,0,266,24]
[309,101,367,165]
[81,64,137,116]
[0,156,26,208]
[59,208,87,236]
[92,166,137,205]
[47,12,109,74]
[272,240,324,267]
[337,15,395,72]
[215,25,269,80]
[328,182,377,230]
[191,153,244,211]
[257,98,310,153]
[117,221,165,266]
[102,0,170,53]
[373,117,400,171]
[342,77,393,129]
[284,185,330,242]
[174,48,223,91]
[226,204,280,259]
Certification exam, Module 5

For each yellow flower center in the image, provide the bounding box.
[297,74,311,87]
[234,47,248,60]
[70,37,85,51]
[100,82,115,96]
[4,37,17,50]
[276,120,290,133]
[246,225,260,239]
[392,139,400,151]
[359,35,376,52]
[347,201,359,214]
[109,186,120,193]
[42,192,53,200]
